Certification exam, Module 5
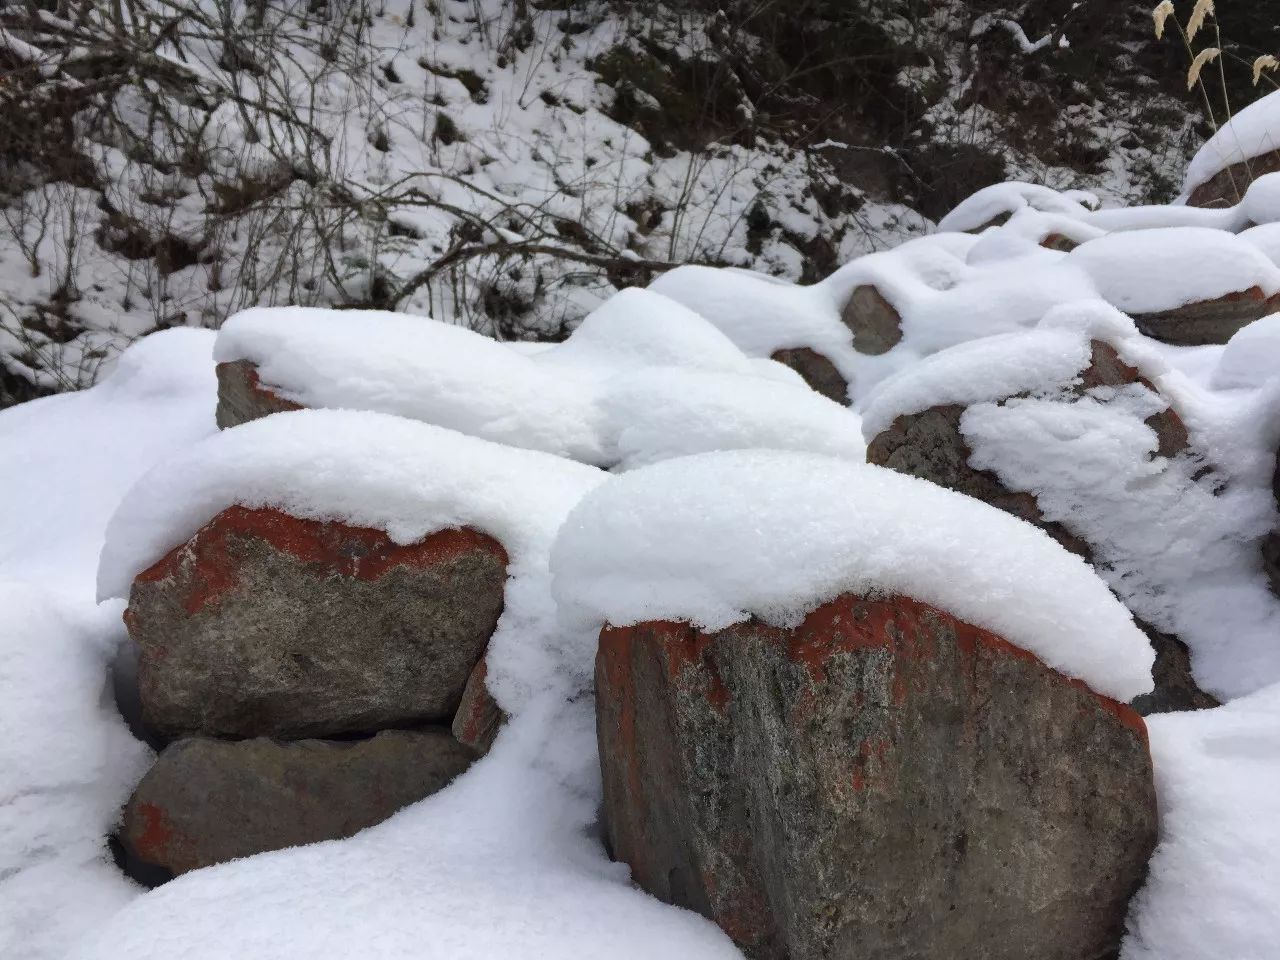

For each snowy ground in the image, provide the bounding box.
[4,92,1280,960]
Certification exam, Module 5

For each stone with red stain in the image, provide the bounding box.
[451,656,506,755]
[866,339,1217,713]
[126,506,508,739]
[596,593,1158,960]
[215,359,303,429]
[121,729,473,878]
[1130,286,1280,346]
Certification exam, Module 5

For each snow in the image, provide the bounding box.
[1182,89,1280,199]
[935,181,1094,233]
[1241,221,1280,268]
[859,300,1142,438]
[0,329,218,960]
[551,449,1154,703]
[1123,682,1280,960]
[1212,314,1280,390]
[215,290,864,470]
[215,306,606,464]
[0,329,218,589]
[1065,228,1280,314]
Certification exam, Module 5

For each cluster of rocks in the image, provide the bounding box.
[108,157,1280,955]
[117,504,508,879]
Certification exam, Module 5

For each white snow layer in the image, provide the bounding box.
[214,289,865,468]
[1182,89,1280,199]
[1123,682,1280,960]
[0,329,218,960]
[551,449,1154,702]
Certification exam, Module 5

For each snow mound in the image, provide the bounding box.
[215,306,605,464]
[215,290,864,468]
[1123,682,1280,960]
[1212,314,1280,390]
[1066,227,1280,314]
[859,300,1138,439]
[601,367,864,471]
[935,182,1095,233]
[97,408,606,715]
[0,586,151,960]
[551,449,1153,702]
[1240,221,1280,267]
[0,328,217,590]
[1182,89,1280,200]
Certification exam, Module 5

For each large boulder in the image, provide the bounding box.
[867,339,1216,713]
[215,359,302,429]
[125,506,508,739]
[120,729,473,877]
[596,592,1158,960]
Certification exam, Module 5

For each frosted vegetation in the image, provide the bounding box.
[4,9,1280,960]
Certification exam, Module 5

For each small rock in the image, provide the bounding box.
[595,592,1158,960]
[215,359,302,429]
[121,729,473,877]
[452,656,505,755]
[839,284,902,355]
[769,348,849,404]
[126,507,507,739]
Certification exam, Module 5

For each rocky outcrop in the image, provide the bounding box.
[121,730,473,877]
[125,507,508,739]
[215,359,302,429]
[866,340,1217,712]
[769,347,849,404]
[1187,148,1280,209]
[839,285,901,355]
[1131,287,1280,346]
[595,592,1158,960]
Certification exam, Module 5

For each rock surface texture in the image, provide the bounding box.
[769,348,849,404]
[866,340,1216,712]
[839,284,902,355]
[1130,287,1280,346]
[125,506,508,739]
[1187,147,1280,209]
[595,592,1158,960]
[121,730,473,877]
[215,359,303,429]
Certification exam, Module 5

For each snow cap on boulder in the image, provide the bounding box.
[552,449,1154,702]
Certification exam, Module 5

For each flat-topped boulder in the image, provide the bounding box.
[553,449,1158,960]
[125,507,507,739]
[596,591,1157,960]
[121,730,473,877]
